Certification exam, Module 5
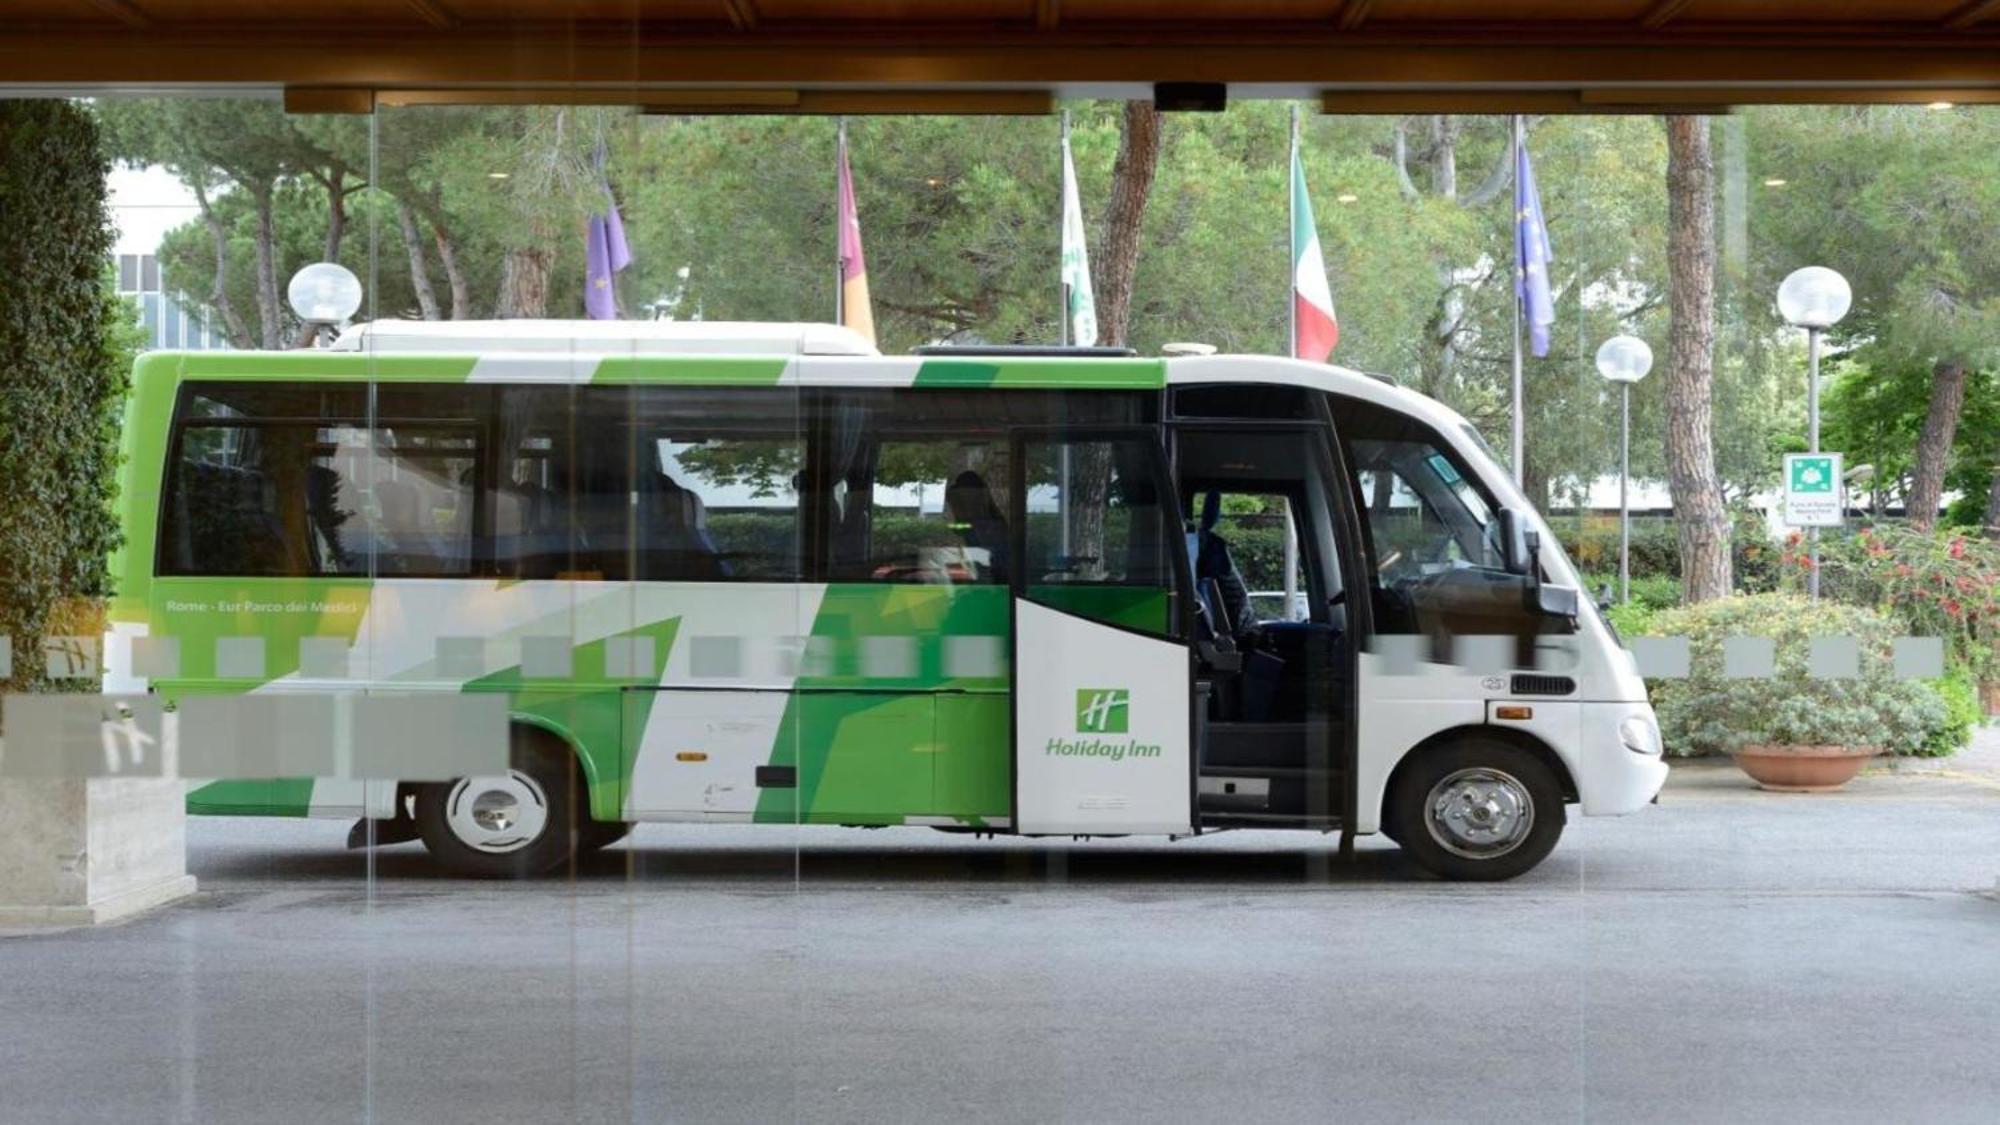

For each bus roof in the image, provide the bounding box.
[140,319,1476,439]
[333,319,880,357]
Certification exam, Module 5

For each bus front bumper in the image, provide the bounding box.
[1574,702,1669,817]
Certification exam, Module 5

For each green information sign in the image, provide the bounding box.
[1783,452,1844,527]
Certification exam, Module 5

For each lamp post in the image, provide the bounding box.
[1777,266,1852,599]
[1595,335,1654,605]
[287,262,364,348]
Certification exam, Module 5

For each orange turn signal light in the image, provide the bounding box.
[675,751,709,762]
[1495,706,1533,721]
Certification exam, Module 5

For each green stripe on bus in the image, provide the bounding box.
[188,778,315,818]
[173,353,479,381]
[912,358,1165,389]
[110,354,188,623]
[593,357,790,385]
[755,585,1011,826]
[468,615,684,823]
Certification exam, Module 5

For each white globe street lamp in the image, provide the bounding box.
[1777,266,1852,331]
[1777,266,1851,598]
[287,262,364,346]
[1595,335,1654,605]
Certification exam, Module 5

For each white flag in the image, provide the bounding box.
[1060,132,1098,347]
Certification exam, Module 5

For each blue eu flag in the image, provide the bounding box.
[1515,142,1555,358]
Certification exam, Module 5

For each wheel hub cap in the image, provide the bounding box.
[444,770,549,854]
[470,789,521,833]
[1425,767,1533,859]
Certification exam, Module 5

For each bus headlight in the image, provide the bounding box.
[1618,715,1662,756]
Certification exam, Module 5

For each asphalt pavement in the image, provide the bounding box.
[3,733,1997,1124]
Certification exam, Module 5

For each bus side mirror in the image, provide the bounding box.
[1533,582,1579,619]
[1499,509,1533,577]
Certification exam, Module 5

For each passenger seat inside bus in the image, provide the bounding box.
[642,474,728,579]
[1188,490,1284,722]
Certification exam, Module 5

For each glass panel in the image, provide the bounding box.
[1021,434,1178,635]
[13,83,1999,1122]
[850,437,1011,584]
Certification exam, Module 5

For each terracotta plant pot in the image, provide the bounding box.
[1730,744,1880,792]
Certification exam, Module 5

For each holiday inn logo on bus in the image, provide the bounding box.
[1046,688,1159,762]
[1076,688,1130,734]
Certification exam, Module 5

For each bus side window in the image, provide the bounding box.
[1020,437,1172,589]
[488,386,587,579]
[833,438,1011,585]
[628,387,802,583]
[160,382,369,578]
[1330,395,1513,637]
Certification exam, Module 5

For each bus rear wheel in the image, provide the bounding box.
[1389,739,1564,882]
[415,729,579,878]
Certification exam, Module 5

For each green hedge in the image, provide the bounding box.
[0,101,129,694]
[1555,508,1778,593]
[1645,594,1953,758]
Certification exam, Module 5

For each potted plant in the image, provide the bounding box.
[1646,593,1947,791]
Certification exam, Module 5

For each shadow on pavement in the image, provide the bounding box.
[188,835,1448,889]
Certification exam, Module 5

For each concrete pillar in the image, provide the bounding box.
[0,778,195,927]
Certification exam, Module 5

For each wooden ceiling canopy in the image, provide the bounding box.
[9,1,2000,112]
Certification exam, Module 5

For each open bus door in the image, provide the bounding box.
[1010,430,1196,836]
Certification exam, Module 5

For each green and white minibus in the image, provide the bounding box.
[109,320,1666,880]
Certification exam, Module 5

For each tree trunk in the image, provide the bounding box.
[1905,360,1967,531]
[396,197,442,320]
[1521,458,1550,515]
[1662,116,1733,604]
[191,182,252,348]
[1429,115,1458,198]
[496,209,554,319]
[249,182,283,348]
[1982,466,2000,539]
[1093,102,1161,347]
[1067,102,1163,577]
[497,247,551,319]
[322,171,347,263]
[432,219,472,319]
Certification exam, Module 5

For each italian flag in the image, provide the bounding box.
[1290,144,1338,362]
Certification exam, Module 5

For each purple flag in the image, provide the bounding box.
[1514,142,1555,358]
[584,196,631,320]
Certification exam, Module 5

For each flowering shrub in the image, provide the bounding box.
[1809,524,2000,683]
[1646,594,1949,757]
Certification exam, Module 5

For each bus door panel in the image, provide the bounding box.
[1009,428,1193,837]
[1012,598,1192,835]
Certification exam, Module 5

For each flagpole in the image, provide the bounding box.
[832,117,848,328]
[1059,110,1071,348]
[1057,107,1072,556]
[1288,105,1299,359]
[1510,113,1526,487]
[1283,106,1301,615]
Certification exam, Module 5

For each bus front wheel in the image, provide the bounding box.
[1388,739,1565,882]
[415,729,579,878]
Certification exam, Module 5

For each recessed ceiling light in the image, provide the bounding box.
[1926,101,1955,110]
[1763,178,1788,187]
[487,171,510,180]
[1335,192,1359,203]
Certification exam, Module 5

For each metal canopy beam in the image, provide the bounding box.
[7,11,2000,93]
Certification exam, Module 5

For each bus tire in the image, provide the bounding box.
[577,819,633,852]
[1388,738,1564,882]
[415,728,579,878]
